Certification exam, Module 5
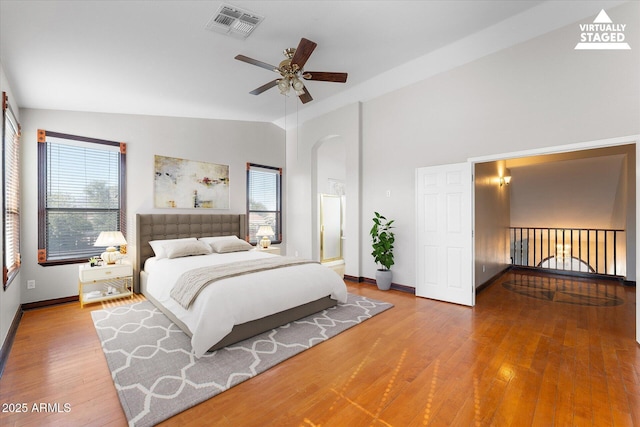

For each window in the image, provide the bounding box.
[38,130,126,265]
[246,163,282,244]
[3,92,21,289]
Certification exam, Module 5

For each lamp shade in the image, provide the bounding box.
[291,76,305,91]
[94,231,127,247]
[256,225,274,237]
[277,78,290,94]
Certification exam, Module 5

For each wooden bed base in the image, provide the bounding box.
[135,214,338,352]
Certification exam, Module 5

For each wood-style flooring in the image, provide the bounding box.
[0,270,638,426]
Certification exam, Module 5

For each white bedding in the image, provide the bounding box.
[144,250,348,357]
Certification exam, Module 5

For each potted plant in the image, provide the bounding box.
[370,211,395,290]
[88,257,99,267]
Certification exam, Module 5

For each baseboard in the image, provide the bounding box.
[350,276,415,294]
[21,295,78,311]
[476,266,512,294]
[389,282,416,294]
[0,305,23,379]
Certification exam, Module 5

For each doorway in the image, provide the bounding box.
[469,134,638,344]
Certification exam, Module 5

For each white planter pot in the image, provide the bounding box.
[375,269,393,290]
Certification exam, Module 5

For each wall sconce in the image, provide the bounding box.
[499,168,512,187]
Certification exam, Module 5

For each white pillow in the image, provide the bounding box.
[210,238,253,254]
[165,240,212,259]
[199,235,240,244]
[199,235,240,251]
[149,237,197,259]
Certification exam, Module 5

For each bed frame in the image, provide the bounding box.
[135,213,337,351]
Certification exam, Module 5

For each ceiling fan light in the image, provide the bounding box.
[277,78,290,94]
[291,76,305,91]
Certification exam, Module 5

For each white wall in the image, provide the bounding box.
[18,109,284,304]
[358,2,639,287]
[510,156,625,229]
[316,137,346,195]
[474,160,511,286]
[0,62,22,351]
[611,154,630,230]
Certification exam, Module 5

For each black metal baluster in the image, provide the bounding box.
[547,228,551,269]
[570,229,574,272]
[595,230,599,274]
[604,230,608,275]
[587,229,591,273]
[520,228,523,266]
[613,231,617,276]
[578,229,582,272]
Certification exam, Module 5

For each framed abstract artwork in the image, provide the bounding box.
[154,155,230,209]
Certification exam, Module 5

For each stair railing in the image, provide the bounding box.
[509,227,625,277]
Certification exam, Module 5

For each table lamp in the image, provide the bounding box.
[94,231,127,264]
[255,225,274,249]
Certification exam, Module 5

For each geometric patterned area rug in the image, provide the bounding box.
[91,293,393,427]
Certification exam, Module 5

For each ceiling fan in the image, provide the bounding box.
[235,38,348,104]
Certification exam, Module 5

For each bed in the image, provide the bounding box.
[136,214,348,357]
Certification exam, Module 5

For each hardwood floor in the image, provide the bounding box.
[1,271,638,426]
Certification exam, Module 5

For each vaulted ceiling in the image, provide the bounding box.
[0,1,624,126]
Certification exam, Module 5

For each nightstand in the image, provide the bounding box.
[253,246,281,255]
[78,261,133,308]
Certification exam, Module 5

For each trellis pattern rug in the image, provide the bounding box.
[91,294,393,427]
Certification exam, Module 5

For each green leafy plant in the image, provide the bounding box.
[88,256,99,266]
[370,211,395,271]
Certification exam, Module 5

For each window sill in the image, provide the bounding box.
[38,257,96,267]
[3,267,20,290]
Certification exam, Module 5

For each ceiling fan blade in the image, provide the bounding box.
[235,55,278,72]
[303,71,348,83]
[298,86,313,104]
[291,38,317,69]
[250,79,279,95]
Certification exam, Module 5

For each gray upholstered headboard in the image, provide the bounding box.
[135,214,246,291]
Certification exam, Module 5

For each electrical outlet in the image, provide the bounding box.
[482,265,486,273]
[27,280,36,289]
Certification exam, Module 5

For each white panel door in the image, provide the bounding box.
[416,162,474,306]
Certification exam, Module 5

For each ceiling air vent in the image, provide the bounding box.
[205,4,264,39]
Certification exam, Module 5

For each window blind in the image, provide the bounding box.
[247,163,282,244]
[38,131,126,264]
[3,92,21,288]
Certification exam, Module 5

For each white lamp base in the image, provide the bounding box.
[101,247,121,265]
[259,237,271,249]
